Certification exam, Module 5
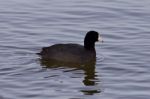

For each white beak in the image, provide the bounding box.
[98,35,103,42]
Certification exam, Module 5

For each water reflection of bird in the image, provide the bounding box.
[39,57,101,95]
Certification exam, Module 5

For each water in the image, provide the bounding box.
[0,0,150,99]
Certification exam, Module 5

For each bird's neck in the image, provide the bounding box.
[84,41,95,51]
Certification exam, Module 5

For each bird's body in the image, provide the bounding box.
[39,43,96,63]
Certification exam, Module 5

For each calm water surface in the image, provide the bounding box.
[0,0,150,99]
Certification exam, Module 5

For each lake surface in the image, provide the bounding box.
[0,0,150,99]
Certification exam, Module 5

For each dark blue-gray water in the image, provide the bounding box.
[0,0,150,99]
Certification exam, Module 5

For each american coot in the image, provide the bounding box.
[38,31,102,64]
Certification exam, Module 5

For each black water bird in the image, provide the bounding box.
[38,31,102,64]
